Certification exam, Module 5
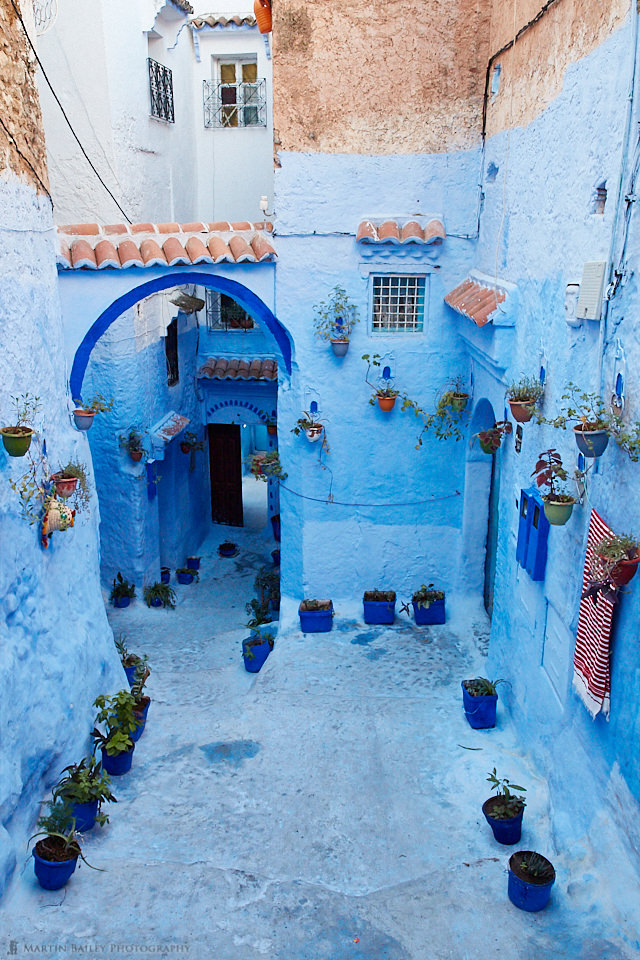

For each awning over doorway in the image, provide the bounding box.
[198,357,277,380]
[150,411,190,458]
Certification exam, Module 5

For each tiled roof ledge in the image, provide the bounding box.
[445,269,516,328]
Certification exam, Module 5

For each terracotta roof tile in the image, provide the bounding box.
[197,357,278,381]
[57,221,277,270]
[356,217,446,245]
[190,14,256,29]
[444,277,507,327]
[169,0,193,13]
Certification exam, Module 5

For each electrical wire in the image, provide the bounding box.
[279,483,461,509]
[0,113,52,202]
[9,0,133,223]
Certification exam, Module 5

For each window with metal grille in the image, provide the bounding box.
[148,58,174,123]
[203,60,266,128]
[206,290,256,331]
[371,275,426,332]
[165,317,179,385]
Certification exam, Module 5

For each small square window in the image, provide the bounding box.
[206,290,255,331]
[371,275,426,332]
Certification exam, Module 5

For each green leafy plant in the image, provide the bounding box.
[176,567,200,581]
[486,768,526,819]
[248,450,288,482]
[91,690,140,756]
[52,757,116,827]
[52,461,91,512]
[462,677,506,697]
[362,354,400,400]
[531,449,576,504]
[29,799,85,863]
[243,629,276,660]
[73,394,114,415]
[299,599,332,611]
[363,589,396,602]
[411,584,445,608]
[538,382,640,461]
[513,851,555,883]
[255,566,280,608]
[110,572,136,603]
[119,427,145,455]
[431,378,470,440]
[593,532,639,562]
[143,581,176,609]
[245,597,273,630]
[312,285,360,342]
[506,376,544,403]
[180,431,204,453]
[291,412,330,454]
[2,392,41,433]
[114,634,149,675]
[472,421,512,453]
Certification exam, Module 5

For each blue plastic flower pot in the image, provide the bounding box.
[71,800,98,832]
[150,597,163,607]
[186,557,200,570]
[113,596,131,609]
[461,681,498,729]
[412,598,445,624]
[101,744,134,776]
[130,698,150,742]
[33,846,78,890]
[177,571,194,584]
[124,664,137,686]
[242,636,272,673]
[363,599,396,624]
[483,797,524,844]
[299,603,333,632]
[160,568,170,584]
[508,852,555,911]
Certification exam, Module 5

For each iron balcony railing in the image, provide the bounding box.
[203,79,267,128]
[148,58,174,123]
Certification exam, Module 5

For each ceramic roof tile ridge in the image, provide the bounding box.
[197,357,278,381]
[169,0,194,14]
[356,217,446,245]
[444,276,508,327]
[190,14,256,29]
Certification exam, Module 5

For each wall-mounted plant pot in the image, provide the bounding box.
[101,744,135,776]
[33,842,79,890]
[186,556,201,570]
[130,450,143,463]
[180,442,190,454]
[242,635,273,673]
[600,551,640,586]
[51,473,78,498]
[482,797,524,844]
[508,851,555,911]
[450,393,469,412]
[412,598,445,625]
[479,437,498,454]
[377,395,397,412]
[271,514,281,542]
[161,567,170,584]
[113,595,131,609]
[299,601,333,633]
[70,800,99,832]
[73,409,95,431]
[267,423,277,435]
[1,426,34,457]
[304,426,324,443]
[177,570,195,584]
[330,339,349,358]
[543,498,575,526]
[573,426,609,458]
[507,400,535,423]
[363,594,396,624]
[461,681,497,728]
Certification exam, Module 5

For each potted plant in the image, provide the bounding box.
[51,756,116,832]
[130,661,151,742]
[363,354,400,412]
[531,449,577,526]
[179,431,204,455]
[363,589,396,624]
[91,689,140,776]
[245,597,274,633]
[114,635,150,687]
[482,768,527,845]
[1,393,40,457]
[119,427,145,462]
[506,376,544,423]
[508,850,556,911]
[143,581,176,609]
[29,800,86,890]
[161,566,171,584]
[176,567,199,584]
[110,572,136,608]
[472,421,512,454]
[72,394,113,431]
[50,461,89,506]
[186,556,201,570]
[299,598,333,632]
[461,677,506,729]
[312,284,360,357]
[292,412,329,450]
[592,532,640,586]
[266,418,277,436]
[248,450,287,482]
[242,624,276,673]
[255,566,280,613]
[439,376,470,413]
[218,541,238,558]
[408,584,445,625]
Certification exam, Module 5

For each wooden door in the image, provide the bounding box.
[208,423,243,526]
[483,449,501,619]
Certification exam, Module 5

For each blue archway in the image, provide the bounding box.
[69,271,292,401]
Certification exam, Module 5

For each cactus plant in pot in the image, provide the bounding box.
[482,769,526,845]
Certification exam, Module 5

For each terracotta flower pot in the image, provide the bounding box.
[73,409,95,431]
[253,0,272,33]
[267,423,277,435]
[508,399,536,423]
[377,395,397,412]
[51,473,78,498]
[597,550,640,586]
[130,449,143,463]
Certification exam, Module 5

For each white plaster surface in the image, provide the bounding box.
[2,482,638,958]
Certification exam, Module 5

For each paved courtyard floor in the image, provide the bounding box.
[2,483,639,959]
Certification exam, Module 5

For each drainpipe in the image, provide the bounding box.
[599,3,640,395]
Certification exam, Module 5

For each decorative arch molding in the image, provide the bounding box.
[206,398,276,426]
[69,271,292,401]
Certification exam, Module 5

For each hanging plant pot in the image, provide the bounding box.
[508,851,555,912]
[479,437,498,454]
[1,426,34,457]
[543,497,575,526]
[101,744,135,776]
[73,409,95,431]
[180,442,190,454]
[130,449,143,463]
[573,426,609,458]
[266,422,277,436]
[33,840,79,890]
[330,339,350,358]
[51,473,78,498]
[482,797,524,845]
[508,399,536,423]
[304,425,324,443]
[461,680,497,728]
[603,552,640,586]
[450,393,469,412]
[377,395,397,412]
[253,0,272,33]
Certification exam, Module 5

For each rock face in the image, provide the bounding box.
[0,0,122,899]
